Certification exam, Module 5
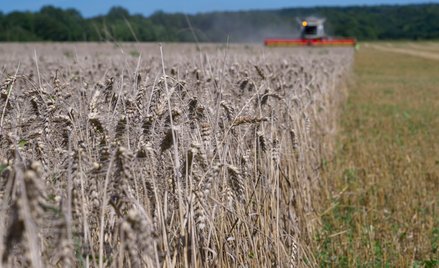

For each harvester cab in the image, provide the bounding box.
[299,17,326,40]
[264,17,356,47]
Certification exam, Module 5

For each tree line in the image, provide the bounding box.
[1,4,438,42]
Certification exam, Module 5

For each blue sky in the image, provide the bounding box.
[0,0,437,17]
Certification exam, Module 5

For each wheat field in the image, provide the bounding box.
[0,43,353,267]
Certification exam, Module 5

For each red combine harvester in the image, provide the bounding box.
[264,17,356,47]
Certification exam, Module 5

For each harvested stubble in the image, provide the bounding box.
[0,43,353,267]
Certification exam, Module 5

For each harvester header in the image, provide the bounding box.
[265,17,356,47]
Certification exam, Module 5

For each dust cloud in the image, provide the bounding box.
[205,15,301,43]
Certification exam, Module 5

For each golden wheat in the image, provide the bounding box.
[0,43,353,267]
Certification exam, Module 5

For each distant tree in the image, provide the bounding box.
[107,6,130,21]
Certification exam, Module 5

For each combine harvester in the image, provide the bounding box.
[264,17,356,47]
